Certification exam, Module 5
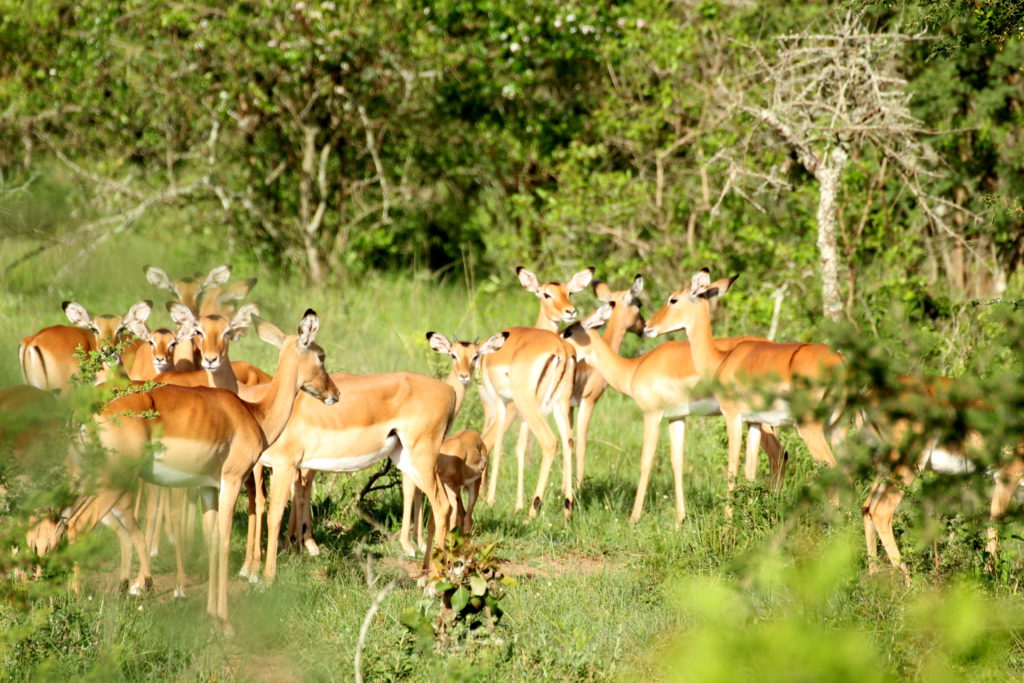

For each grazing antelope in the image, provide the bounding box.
[643,269,844,514]
[561,302,787,524]
[19,301,151,393]
[480,266,592,516]
[860,375,1024,582]
[35,310,338,631]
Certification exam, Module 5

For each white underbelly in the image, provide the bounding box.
[927,448,975,474]
[143,462,219,489]
[292,434,402,474]
[666,398,720,419]
[743,402,793,427]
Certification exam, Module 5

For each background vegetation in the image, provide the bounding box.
[2,0,1023,680]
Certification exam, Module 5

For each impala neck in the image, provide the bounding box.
[534,310,559,332]
[245,345,301,445]
[444,370,467,415]
[582,331,642,398]
[602,308,633,354]
[206,354,239,394]
[688,300,727,379]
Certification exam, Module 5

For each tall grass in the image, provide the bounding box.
[2,229,1023,680]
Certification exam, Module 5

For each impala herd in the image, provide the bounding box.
[4,263,1023,632]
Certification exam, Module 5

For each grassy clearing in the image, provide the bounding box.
[2,233,1023,680]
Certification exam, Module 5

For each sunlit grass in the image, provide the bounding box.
[2,228,1024,680]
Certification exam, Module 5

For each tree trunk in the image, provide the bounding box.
[299,125,324,285]
[815,145,847,322]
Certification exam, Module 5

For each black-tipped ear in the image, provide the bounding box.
[303,308,317,318]
[699,267,711,275]
[729,273,740,286]
[515,266,525,275]
[61,301,71,311]
[425,331,436,340]
[501,331,510,338]
[608,301,617,309]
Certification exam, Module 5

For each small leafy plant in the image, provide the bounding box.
[401,527,515,648]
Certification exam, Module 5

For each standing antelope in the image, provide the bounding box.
[19,300,152,392]
[561,301,787,524]
[643,269,844,514]
[860,375,1024,582]
[480,266,592,516]
[35,310,338,632]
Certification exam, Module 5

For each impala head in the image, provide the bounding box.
[593,274,646,336]
[426,330,509,384]
[63,300,152,366]
[255,309,339,405]
[560,303,615,361]
[643,269,739,338]
[144,264,232,314]
[25,515,64,556]
[198,277,258,318]
[517,266,595,324]
[123,314,186,374]
[168,302,259,370]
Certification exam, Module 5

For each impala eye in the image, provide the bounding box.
[543,292,553,299]
[669,297,678,305]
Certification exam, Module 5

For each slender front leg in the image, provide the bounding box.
[551,399,575,519]
[574,396,596,491]
[630,411,662,524]
[724,413,744,519]
[399,474,418,557]
[667,418,686,525]
[263,464,296,583]
[199,488,218,617]
[216,477,244,627]
[744,424,761,481]
[484,400,508,505]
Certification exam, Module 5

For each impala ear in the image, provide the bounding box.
[426,331,452,355]
[167,302,198,340]
[478,330,509,355]
[581,302,614,330]
[253,315,286,349]
[201,264,232,291]
[630,274,644,298]
[592,281,613,302]
[567,267,595,293]
[698,274,739,300]
[227,302,260,340]
[62,302,93,328]
[217,278,257,304]
[144,266,177,294]
[122,301,153,337]
[516,266,541,295]
[297,309,319,348]
[689,269,712,295]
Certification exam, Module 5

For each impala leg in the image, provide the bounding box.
[464,479,480,533]
[986,458,1024,569]
[168,488,187,598]
[519,401,558,518]
[251,466,266,578]
[216,476,244,626]
[862,476,883,570]
[795,421,838,505]
[400,474,419,557]
[551,399,574,518]
[668,418,686,525]
[514,421,532,511]
[574,396,597,491]
[143,484,159,558]
[199,488,218,617]
[240,472,258,581]
[724,413,744,519]
[297,470,319,556]
[630,411,662,524]
[744,425,761,482]
[263,465,295,584]
[408,486,424,554]
[484,400,508,505]
[864,459,915,583]
[760,425,787,489]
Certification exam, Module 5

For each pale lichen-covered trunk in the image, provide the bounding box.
[814,145,848,323]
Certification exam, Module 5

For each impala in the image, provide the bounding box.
[643,270,844,514]
[19,300,152,392]
[39,310,338,631]
[480,266,592,515]
[278,330,508,558]
[860,375,1024,582]
[561,301,787,524]
[248,369,459,582]
[571,276,647,490]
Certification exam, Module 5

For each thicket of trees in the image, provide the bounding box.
[1,1,1022,319]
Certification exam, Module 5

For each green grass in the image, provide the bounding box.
[2,230,1024,680]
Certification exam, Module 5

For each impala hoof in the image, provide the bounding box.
[173,587,186,599]
[304,538,320,556]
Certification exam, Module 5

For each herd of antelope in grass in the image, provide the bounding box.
[5,262,1023,633]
